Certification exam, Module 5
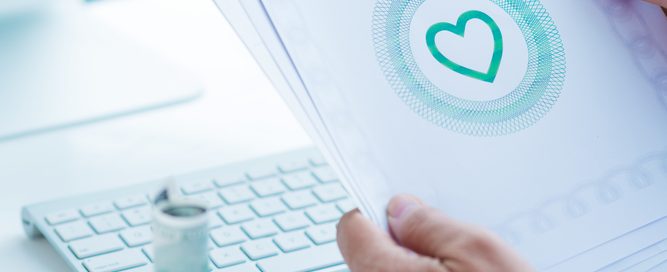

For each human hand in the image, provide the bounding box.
[645,0,667,8]
[336,195,533,272]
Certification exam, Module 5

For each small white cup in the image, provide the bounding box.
[152,199,209,272]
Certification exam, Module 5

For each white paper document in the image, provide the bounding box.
[214,0,667,270]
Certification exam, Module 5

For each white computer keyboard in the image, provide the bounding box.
[22,147,354,272]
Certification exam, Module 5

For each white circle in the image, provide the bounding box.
[410,0,529,102]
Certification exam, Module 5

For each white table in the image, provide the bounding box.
[0,0,311,270]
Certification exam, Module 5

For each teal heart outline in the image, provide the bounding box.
[426,10,504,83]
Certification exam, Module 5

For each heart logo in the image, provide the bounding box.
[426,10,504,83]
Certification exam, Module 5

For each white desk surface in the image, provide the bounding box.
[0,0,311,270]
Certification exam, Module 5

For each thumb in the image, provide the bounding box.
[387,195,533,272]
[387,195,481,257]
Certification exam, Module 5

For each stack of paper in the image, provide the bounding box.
[213,0,667,270]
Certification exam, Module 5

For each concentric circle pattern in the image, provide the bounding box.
[372,0,566,136]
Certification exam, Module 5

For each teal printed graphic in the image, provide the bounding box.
[372,0,566,136]
[426,10,503,83]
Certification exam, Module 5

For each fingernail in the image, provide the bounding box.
[387,195,420,219]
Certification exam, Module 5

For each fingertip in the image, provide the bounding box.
[336,208,450,272]
[341,207,362,220]
[337,208,360,236]
[336,209,381,268]
[387,194,424,219]
[389,194,425,205]
[336,209,368,250]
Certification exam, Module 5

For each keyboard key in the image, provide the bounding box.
[210,226,246,247]
[55,221,93,242]
[241,239,278,260]
[273,212,310,231]
[306,224,337,245]
[281,172,318,190]
[218,204,255,224]
[80,203,114,217]
[219,185,255,204]
[146,190,163,203]
[278,160,309,173]
[250,197,286,217]
[120,226,152,247]
[126,264,153,272]
[309,155,328,166]
[313,184,347,203]
[181,180,214,195]
[273,232,311,253]
[186,191,224,209]
[242,219,279,239]
[114,195,148,210]
[246,166,277,180]
[257,242,343,271]
[210,247,247,268]
[209,212,224,229]
[89,213,126,233]
[214,174,246,188]
[209,238,217,250]
[69,234,124,259]
[46,210,80,225]
[142,246,154,262]
[305,205,342,224]
[336,199,357,213]
[281,190,318,210]
[121,207,151,226]
[312,167,338,183]
[82,249,147,272]
[212,263,259,272]
[249,178,286,197]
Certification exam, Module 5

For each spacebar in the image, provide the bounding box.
[257,243,344,272]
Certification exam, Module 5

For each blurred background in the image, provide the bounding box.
[0,0,310,270]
